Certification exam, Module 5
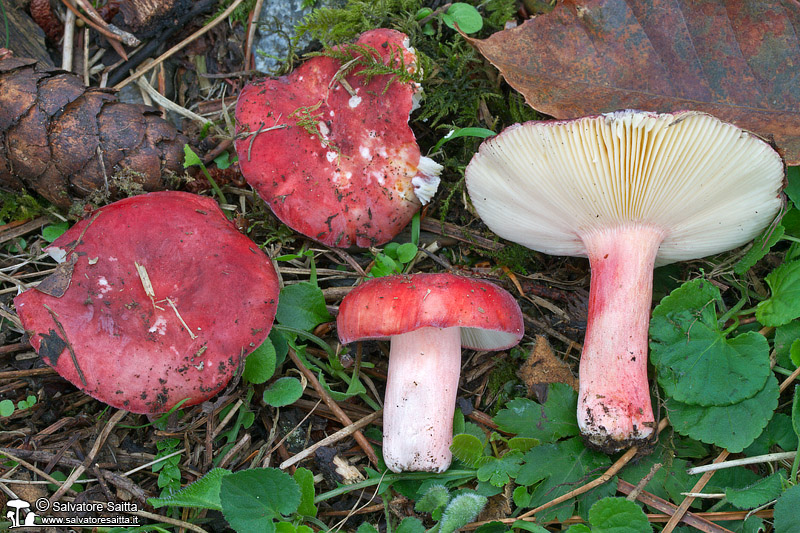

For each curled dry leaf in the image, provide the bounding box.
[469,0,800,163]
[0,57,186,208]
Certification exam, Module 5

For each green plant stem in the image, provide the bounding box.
[718,292,750,325]
[302,350,381,411]
[314,470,476,504]
[791,439,800,482]
[200,166,228,206]
[274,325,336,358]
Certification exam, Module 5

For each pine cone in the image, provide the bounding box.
[0,57,186,209]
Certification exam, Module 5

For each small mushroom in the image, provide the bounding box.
[14,192,280,414]
[235,28,442,248]
[337,273,523,472]
[465,110,784,452]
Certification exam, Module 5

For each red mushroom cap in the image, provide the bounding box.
[337,273,523,350]
[235,28,441,248]
[13,192,279,414]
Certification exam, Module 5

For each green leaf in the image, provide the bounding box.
[666,375,780,452]
[492,383,579,441]
[619,446,698,505]
[565,525,591,533]
[476,451,523,487]
[791,339,800,368]
[585,497,652,533]
[511,522,549,533]
[0,399,13,417]
[214,151,231,170]
[220,468,301,533]
[653,324,770,406]
[396,517,425,533]
[756,259,800,327]
[148,468,231,510]
[450,434,487,467]
[508,437,539,454]
[438,492,488,533]
[774,321,800,368]
[441,3,483,34]
[262,377,304,407]
[650,279,770,406]
[183,144,202,168]
[743,413,797,456]
[725,472,785,509]
[396,242,418,263]
[516,437,613,522]
[356,524,379,533]
[734,223,784,274]
[513,485,531,508]
[415,484,450,518]
[431,127,496,153]
[276,282,332,332]
[243,338,277,384]
[784,166,800,205]
[42,221,69,243]
[774,483,800,533]
[293,467,317,517]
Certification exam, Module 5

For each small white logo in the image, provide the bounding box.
[5,499,38,528]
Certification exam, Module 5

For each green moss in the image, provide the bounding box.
[485,358,527,415]
[0,191,46,222]
[493,243,539,275]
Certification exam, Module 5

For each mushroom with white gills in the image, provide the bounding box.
[337,273,523,472]
[14,191,280,414]
[235,28,442,249]
[465,110,784,453]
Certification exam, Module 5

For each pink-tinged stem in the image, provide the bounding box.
[578,224,666,452]
[384,326,462,472]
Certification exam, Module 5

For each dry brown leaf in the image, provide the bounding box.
[470,0,800,164]
[518,335,578,395]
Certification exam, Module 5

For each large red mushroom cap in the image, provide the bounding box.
[235,28,442,248]
[338,273,523,472]
[13,191,279,414]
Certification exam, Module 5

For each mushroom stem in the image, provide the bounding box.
[578,223,666,452]
[384,326,462,472]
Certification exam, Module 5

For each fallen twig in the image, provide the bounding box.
[288,348,378,465]
[280,410,383,469]
[49,409,128,502]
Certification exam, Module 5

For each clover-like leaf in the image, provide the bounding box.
[476,451,524,487]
